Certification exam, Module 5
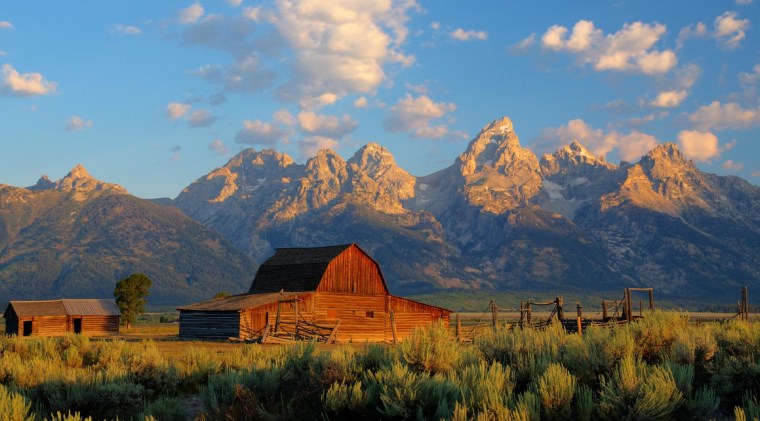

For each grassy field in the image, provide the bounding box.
[1,311,759,420]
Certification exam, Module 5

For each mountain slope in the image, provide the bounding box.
[0,166,257,306]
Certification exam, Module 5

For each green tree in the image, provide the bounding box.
[114,273,152,330]
[213,291,231,299]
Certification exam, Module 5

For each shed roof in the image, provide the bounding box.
[62,299,121,316]
[248,244,356,293]
[178,291,308,311]
[4,300,67,318]
[4,299,120,318]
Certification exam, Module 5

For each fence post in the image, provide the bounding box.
[456,314,461,342]
[492,303,498,330]
[602,301,608,320]
[527,302,532,325]
[577,317,583,336]
[389,310,398,345]
[648,289,654,311]
[556,296,564,321]
[577,304,583,319]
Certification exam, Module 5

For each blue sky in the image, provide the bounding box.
[1,1,759,198]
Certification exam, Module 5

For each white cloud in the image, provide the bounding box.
[714,11,749,49]
[235,119,284,146]
[722,159,744,170]
[736,0,753,4]
[430,22,441,31]
[166,102,191,120]
[511,33,536,51]
[227,0,243,6]
[353,96,368,108]
[651,90,688,108]
[450,28,487,41]
[209,139,229,155]
[191,57,276,93]
[242,6,260,21]
[384,94,456,139]
[0,21,14,30]
[66,116,93,131]
[689,101,760,131]
[677,130,720,162]
[739,64,760,85]
[674,64,701,89]
[676,22,707,48]
[297,111,357,137]
[273,0,418,108]
[539,20,677,75]
[0,64,57,97]
[180,2,204,24]
[534,119,660,162]
[300,136,339,158]
[273,108,297,126]
[0,51,6,57]
[111,24,142,35]
[187,109,218,127]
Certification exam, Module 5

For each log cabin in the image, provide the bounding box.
[3,299,121,337]
[179,244,451,342]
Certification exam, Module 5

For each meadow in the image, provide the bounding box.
[0,311,758,420]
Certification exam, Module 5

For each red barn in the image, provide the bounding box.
[179,244,451,342]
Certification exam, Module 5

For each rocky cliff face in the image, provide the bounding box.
[0,165,256,306]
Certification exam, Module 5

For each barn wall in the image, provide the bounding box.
[314,292,387,342]
[17,316,69,337]
[5,315,19,335]
[317,246,387,295]
[179,311,240,339]
[387,296,451,342]
[80,316,120,335]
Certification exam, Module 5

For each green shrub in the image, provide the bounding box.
[399,321,460,374]
[0,384,34,421]
[537,363,576,420]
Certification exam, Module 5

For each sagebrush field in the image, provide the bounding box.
[1,311,759,420]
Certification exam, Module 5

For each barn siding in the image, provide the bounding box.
[5,315,19,335]
[18,316,69,337]
[317,246,387,295]
[80,316,120,335]
[180,311,240,339]
[314,292,387,342]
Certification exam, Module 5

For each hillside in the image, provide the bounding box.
[0,166,257,306]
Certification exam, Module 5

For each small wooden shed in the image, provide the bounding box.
[179,244,451,342]
[3,299,121,337]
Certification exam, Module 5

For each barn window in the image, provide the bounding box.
[365,311,374,318]
[327,309,337,319]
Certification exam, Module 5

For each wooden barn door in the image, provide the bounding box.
[23,321,32,336]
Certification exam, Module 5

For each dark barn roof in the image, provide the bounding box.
[248,244,356,293]
[4,299,121,318]
[178,291,307,311]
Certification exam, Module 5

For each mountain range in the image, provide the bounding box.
[2,116,759,306]
[0,165,256,306]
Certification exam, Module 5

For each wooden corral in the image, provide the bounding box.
[179,244,451,343]
[3,299,121,337]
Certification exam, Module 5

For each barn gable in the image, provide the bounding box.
[248,243,389,295]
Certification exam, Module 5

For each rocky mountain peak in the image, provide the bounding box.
[347,143,416,213]
[458,116,526,177]
[55,164,126,193]
[639,142,713,211]
[348,143,400,178]
[29,175,55,191]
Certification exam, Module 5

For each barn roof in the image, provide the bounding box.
[62,299,121,316]
[3,299,120,318]
[249,244,371,293]
[177,291,308,311]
